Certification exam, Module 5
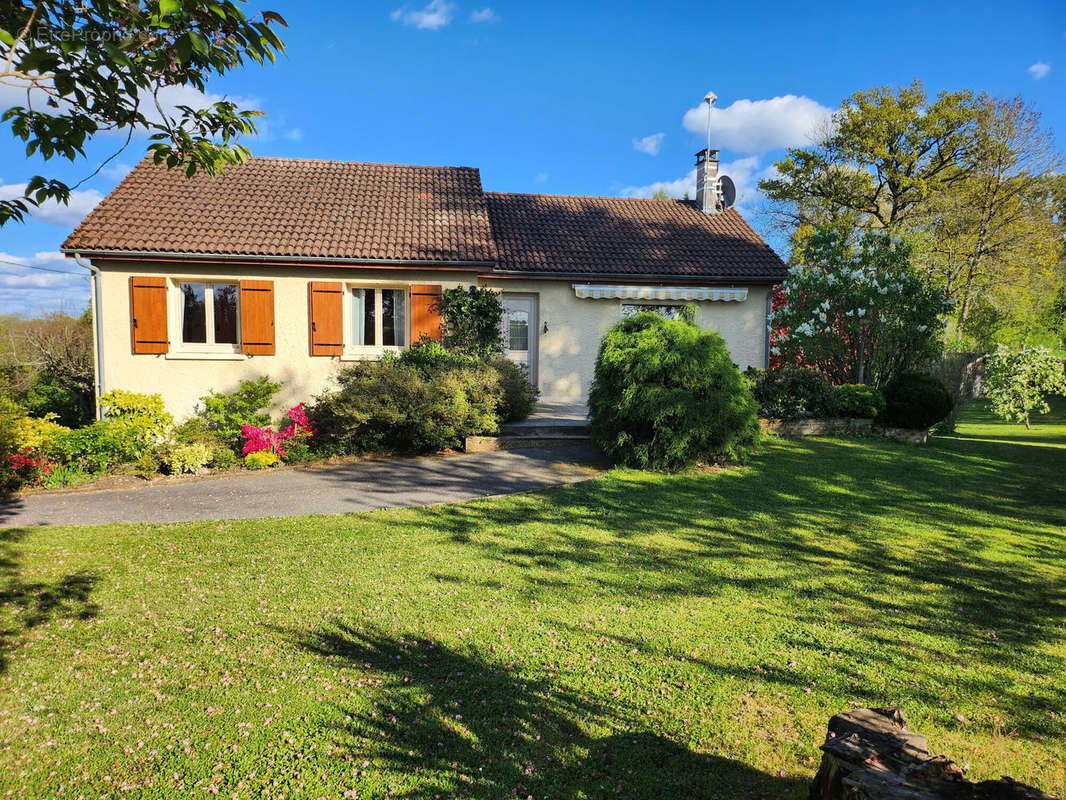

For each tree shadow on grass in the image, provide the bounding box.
[398,431,1066,739]
[293,621,809,799]
[0,526,99,673]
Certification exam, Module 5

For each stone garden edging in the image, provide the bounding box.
[760,417,928,444]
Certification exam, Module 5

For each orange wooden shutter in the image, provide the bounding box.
[240,280,275,355]
[410,284,443,342]
[129,276,168,354]
[308,281,344,356]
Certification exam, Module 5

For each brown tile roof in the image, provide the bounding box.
[485,192,787,281]
[63,157,498,264]
[64,157,786,281]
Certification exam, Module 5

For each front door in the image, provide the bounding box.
[501,294,537,386]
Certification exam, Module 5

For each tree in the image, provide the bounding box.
[769,224,949,388]
[915,97,1064,339]
[437,287,504,357]
[0,0,286,225]
[760,80,978,237]
[983,346,1066,429]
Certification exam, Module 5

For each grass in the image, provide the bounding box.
[1,400,1064,799]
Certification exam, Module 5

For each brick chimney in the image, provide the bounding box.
[695,148,719,214]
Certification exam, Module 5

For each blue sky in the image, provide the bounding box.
[1,0,1063,315]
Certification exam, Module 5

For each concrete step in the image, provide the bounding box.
[499,422,589,437]
[465,434,592,453]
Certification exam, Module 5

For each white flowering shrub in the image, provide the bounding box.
[770,225,949,388]
[984,346,1066,429]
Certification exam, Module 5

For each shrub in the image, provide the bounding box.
[879,373,954,429]
[402,341,538,422]
[22,375,91,428]
[0,396,21,490]
[209,447,238,470]
[588,313,761,470]
[13,413,70,452]
[438,286,504,356]
[244,450,279,469]
[749,367,833,420]
[831,384,886,419]
[164,443,212,475]
[134,450,162,480]
[983,346,1066,429]
[399,338,479,376]
[98,389,172,436]
[309,360,501,454]
[5,448,54,488]
[486,355,538,422]
[239,403,316,461]
[198,377,280,451]
[49,423,149,473]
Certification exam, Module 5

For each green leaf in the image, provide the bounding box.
[103,42,132,68]
[159,0,180,16]
[175,33,192,63]
[188,31,209,56]
[0,28,15,47]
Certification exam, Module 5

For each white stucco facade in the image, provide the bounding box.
[94,260,770,419]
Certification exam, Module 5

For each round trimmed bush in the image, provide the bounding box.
[749,367,832,420]
[588,313,761,470]
[879,372,953,429]
[831,384,886,419]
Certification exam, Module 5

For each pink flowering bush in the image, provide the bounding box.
[240,403,316,462]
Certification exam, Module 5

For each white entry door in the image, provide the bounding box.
[501,294,537,386]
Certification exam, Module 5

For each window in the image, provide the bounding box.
[621,303,687,320]
[348,286,408,352]
[178,281,240,350]
[507,310,529,352]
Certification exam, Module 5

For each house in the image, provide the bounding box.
[62,149,788,418]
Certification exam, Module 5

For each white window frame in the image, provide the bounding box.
[168,278,243,355]
[342,282,411,359]
[620,301,689,320]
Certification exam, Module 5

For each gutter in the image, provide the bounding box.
[70,252,105,419]
[481,269,788,284]
[60,247,493,270]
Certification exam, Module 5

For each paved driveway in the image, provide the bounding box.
[0,446,603,528]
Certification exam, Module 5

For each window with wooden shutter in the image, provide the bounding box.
[240,280,275,355]
[410,284,443,342]
[129,276,169,354]
[308,281,344,356]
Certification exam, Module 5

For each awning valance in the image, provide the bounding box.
[572,284,748,302]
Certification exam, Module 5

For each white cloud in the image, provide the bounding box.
[682,95,833,154]
[619,156,775,216]
[100,161,135,181]
[0,184,103,227]
[391,0,455,29]
[1028,61,1051,79]
[0,251,90,316]
[469,7,498,22]
[534,171,549,184]
[632,132,665,156]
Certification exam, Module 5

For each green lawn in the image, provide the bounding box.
[2,402,1064,799]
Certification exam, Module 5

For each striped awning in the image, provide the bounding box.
[572,284,748,302]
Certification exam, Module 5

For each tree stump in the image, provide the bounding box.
[809,707,1057,799]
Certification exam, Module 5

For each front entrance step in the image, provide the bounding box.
[465,434,591,453]
[498,422,589,437]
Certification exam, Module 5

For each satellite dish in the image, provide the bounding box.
[716,175,736,209]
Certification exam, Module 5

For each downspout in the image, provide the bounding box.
[71,252,105,419]
[764,289,772,368]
